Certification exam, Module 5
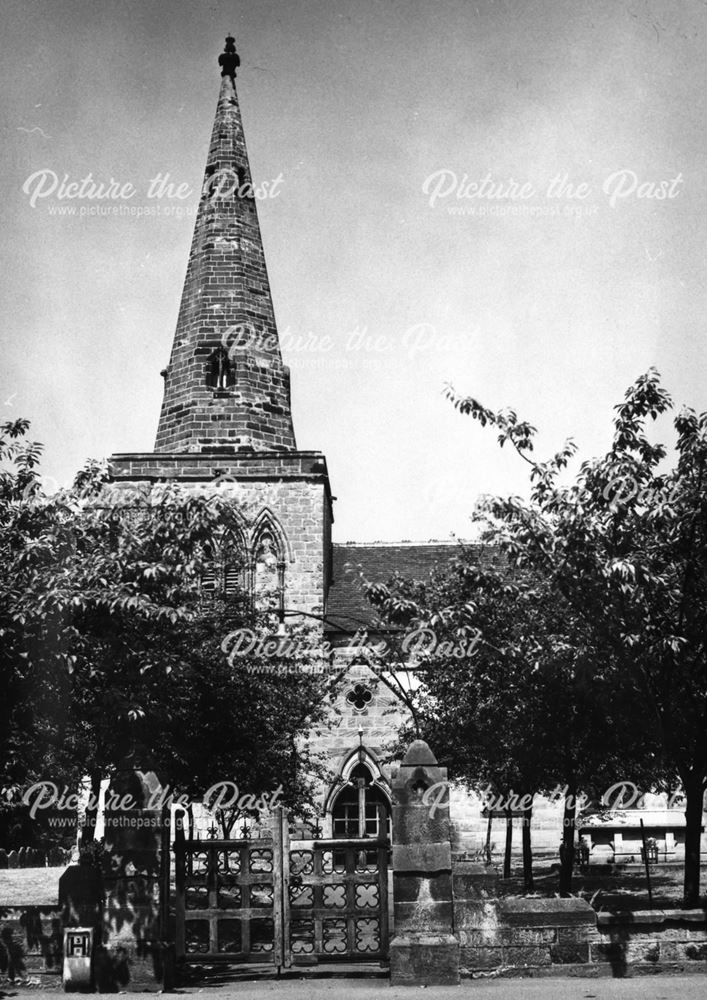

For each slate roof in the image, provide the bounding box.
[324,541,497,636]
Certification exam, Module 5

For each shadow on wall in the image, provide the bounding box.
[0,906,63,981]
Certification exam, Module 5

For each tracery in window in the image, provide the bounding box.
[207,346,235,390]
[252,527,284,614]
[331,763,390,839]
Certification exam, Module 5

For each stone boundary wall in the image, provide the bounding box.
[595,909,707,974]
[452,864,707,977]
[0,905,62,984]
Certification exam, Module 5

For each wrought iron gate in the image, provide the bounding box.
[173,809,390,968]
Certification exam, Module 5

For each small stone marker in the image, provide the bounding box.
[0,848,8,869]
[63,927,93,990]
[8,849,19,868]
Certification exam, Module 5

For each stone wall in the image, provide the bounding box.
[107,455,332,617]
[595,910,707,974]
[305,659,408,816]
[0,906,62,984]
[452,864,707,977]
[154,72,296,455]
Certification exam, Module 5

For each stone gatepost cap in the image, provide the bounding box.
[401,740,438,767]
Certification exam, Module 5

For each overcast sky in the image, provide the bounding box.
[2,0,706,541]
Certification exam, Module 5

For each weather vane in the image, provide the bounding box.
[218,34,240,78]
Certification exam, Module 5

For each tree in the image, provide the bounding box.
[443,369,707,904]
[362,547,660,893]
[0,419,334,841]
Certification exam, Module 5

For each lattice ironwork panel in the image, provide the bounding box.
[285,837,389,963]
[175,836,280,964]
[217,918,242,953]
[174,823,389,968]
[184,919,210,955]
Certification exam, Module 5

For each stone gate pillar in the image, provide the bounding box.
[97,770,172,991]
[389,740,459,986]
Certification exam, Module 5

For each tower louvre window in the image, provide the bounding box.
[200,536,244,601]
[201,561,217,595]
[224,563,240,597]
[207,346,235,390]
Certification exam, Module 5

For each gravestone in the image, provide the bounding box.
[59,861,104,930]
[18,846,28,867]
[0,848,7,869]
[8,849,19,868]
[389,740,460,986]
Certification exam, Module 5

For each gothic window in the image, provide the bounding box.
[346,684,373,714]
[201,562,217,595]
[331,763,390,840]
[207,346,235,390]
[223,535,241,598]
[200,534,244,601]
[200,543,218,597]
[253,529,284,613]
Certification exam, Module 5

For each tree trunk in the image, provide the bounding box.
[503,808,513,879]
[521,798,534,892]
[559,785,577,897]
[683,773,704,907]
[484,812,493,866]
[79,772,102,849]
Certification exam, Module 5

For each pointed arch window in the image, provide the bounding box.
[253,528,285,615]
[200,533,245,601]
[223,535,242,599]
[207,346,235,390]
[331,763,390,840]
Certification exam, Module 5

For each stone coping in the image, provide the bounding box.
[597,908,707,925]
[499,898,596,926]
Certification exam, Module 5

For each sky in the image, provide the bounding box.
[1,0,706,542]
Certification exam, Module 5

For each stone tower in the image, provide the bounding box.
[109,37,332,618]
[109,38,411,838]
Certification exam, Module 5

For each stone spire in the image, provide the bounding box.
[155,36,296,453]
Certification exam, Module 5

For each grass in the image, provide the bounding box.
[492,861,707,910]
[0,866,65,907]
[3,861,707,913]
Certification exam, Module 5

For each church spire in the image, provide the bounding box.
[155,37,296,454]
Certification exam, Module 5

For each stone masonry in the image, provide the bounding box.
[109,39,333,622]
[154,54,295,454]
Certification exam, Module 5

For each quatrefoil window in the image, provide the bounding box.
[346,684,373,713]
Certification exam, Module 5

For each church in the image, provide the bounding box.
[107,35,431,845]
[106,37,684,865]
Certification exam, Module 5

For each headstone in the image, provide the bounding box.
[8,849,19,868]
[0,848,8,869]
[59,863,104,930]
[389,740,460,986]
[18,846,28,867]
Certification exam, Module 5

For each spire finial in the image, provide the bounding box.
[218,34,240,78]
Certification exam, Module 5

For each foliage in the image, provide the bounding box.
[0,419,333,835]
[440,369,707,903]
